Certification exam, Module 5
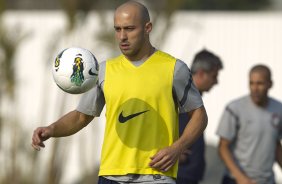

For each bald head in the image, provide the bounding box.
[114,1,153,61]
[115,1,150,25]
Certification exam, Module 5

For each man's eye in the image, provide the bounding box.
[115,28,121,32]
[126,27,134,31]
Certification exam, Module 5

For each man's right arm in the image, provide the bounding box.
[32,110,94,151]
[218,138,256,184]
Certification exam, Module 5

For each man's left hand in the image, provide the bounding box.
[149,145,182,172]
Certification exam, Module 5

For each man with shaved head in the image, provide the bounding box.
[217,64,282,184]
[32,1,208,183]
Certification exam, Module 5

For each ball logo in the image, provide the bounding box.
[88,68,98,76]
[70,54,84,86]
[54,57,60,71]
[88,55,99,76]
[54,48,66,72]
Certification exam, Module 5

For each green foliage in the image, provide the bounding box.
[0,29,16,98]
[0,0,5,14]
[0,25,27,98]
[59,0,94,30]
[180,0,271,10]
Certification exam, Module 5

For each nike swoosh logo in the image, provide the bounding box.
[118,110,149,123]
[88,68,98,76]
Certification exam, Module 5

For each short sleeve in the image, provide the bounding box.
[76,61,106,116]
[76,85,105,116]
[173,59,203,113]
[216,105,240,141]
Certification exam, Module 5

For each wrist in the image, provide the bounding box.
[233,171,248,182]
[172,139,187,154]
[48,124,56,137]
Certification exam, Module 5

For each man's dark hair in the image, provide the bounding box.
[250,64,272,81]
[191,49,223,74]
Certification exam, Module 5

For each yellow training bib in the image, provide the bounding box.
[100,50,179,178]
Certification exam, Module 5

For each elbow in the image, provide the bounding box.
[204,112,208,126]
[202,107,208,130]
[218,142,223,159]
[218,138,230,160]
[74,110,94,128]
[204,118,208,131]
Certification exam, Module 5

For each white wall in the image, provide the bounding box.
[1,11,281,183]
[162,12,282,183]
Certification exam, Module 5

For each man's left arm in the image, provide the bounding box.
[149,106,208,172]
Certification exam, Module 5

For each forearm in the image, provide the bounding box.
[173,106,208,151]
[149,107,207,171]
[219,139,247,180]
[49,110,94,137]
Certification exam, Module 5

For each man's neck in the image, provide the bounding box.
[251,95,269,108]
[127,46,155,62]
[192,75,203,95]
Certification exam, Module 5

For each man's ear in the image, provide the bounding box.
[145,22,152,34]
[197,69,206,78]
[269,80,273,89]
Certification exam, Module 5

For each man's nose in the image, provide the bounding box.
[251,85,258,92]
[120,30,127,40]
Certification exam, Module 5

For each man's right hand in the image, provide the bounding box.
[31,126,52,151]
[236,175,257,184]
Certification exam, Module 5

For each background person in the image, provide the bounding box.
[177,49,223,184]
[32,1,208,184]
[216,64,282,184]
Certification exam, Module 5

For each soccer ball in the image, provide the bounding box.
[52,47,99,94]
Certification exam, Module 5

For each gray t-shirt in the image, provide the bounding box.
[77,59,203,117]
[216,95,282,184]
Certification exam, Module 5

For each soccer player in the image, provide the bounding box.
[31,1,208,183]
[217,64,282,184]
[177,49,223,184]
